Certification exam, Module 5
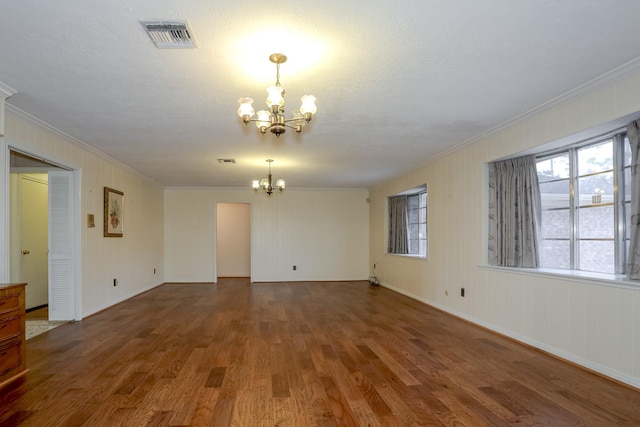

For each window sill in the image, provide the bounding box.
[478,265,640,291]
[386,253,429,261]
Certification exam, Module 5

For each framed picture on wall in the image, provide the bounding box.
[104,187,124,237]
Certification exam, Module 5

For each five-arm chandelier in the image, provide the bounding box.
[252,159,285,195]
[237,53,317,136]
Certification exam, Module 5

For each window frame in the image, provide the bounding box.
[536,129,628,274]
[386,184,428,259]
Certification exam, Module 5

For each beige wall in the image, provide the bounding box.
[369,72,640,388]
[2,109,165,317]
[165,188,370,282]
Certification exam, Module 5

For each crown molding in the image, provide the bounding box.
[371,56,640,190]
[5,103,162,187]
[0,81,16,99]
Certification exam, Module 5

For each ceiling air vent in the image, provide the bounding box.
[140,21,196,49]
[217,158,236,164]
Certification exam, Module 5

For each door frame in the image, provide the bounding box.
[0,143,82,320]
[215,202,252,279]
[212,200,254,283]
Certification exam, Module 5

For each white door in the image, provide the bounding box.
[48,170,75,321]
[19,174,49,310]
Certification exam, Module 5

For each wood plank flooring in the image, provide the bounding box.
[25,306,48,320]
[1,278,639,426]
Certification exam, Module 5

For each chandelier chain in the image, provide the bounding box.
[276,62,281,87]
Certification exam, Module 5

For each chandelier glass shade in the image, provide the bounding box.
[252,159,285,195]
[237,53,317,136]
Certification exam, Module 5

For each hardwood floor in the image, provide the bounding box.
[25,306,48,320]
[1,278,639,426]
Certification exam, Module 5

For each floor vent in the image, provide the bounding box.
[140,21,196,49]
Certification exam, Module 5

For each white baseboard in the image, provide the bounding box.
[83,281,165,318]
[380,281,640,390]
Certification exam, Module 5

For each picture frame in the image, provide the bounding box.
[104,187,124,237]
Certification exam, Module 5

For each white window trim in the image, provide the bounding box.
[536,129,627,274]
[479,264,640,291]
[385,184,428,259]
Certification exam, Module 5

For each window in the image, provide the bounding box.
[388,185,427,257]
[536,131,630,274]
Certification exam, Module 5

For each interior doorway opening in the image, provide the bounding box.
[8,149,78,337]
[216,203,251,279]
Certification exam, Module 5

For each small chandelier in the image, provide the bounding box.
[237,53,317,137]
[252,159,285,195]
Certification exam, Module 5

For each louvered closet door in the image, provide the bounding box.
[48,170,75,320]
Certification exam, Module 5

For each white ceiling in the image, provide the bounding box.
[2,1,640,188]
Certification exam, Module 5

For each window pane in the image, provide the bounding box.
[625,202,631,237]
[540,239,570,269]
[409,223,419,243]
[533,132,627,274]
[537,155,569,182]
[578,205,613,238]
[577,172,613,206]
[578,140,612,175]
[624,166,631,201]
[408,207,419,224]
[541,209,570,238]
[539,180,570,209]
[408,194,418,209]
[624,135,631,166]
[389,186,427,256]
[621,167,631,201]
[409,239,419,254]
[578,240,614,273]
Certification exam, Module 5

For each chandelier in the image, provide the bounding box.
[252,159,285,195]
[237,53,317,136]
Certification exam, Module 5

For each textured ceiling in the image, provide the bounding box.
[2,1,640,188]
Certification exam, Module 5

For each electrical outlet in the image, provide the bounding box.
[460,287,465,297]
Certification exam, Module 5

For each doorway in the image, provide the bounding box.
[8,149,79,335]
[216,203,251,278]
[13,173,49,310]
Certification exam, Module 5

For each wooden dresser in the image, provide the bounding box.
[0,283,27,389]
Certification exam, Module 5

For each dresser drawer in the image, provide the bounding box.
[0,283,26,389]
[0,339,21,377]
[0,315,21,340]
[0,294,20,316]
